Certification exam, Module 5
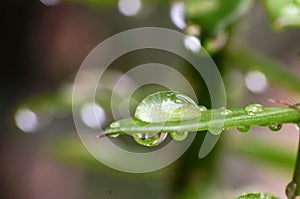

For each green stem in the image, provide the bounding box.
[292,130,300,197]
[286,130,300,199]
[104,107,300,135]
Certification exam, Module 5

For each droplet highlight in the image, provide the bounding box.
[268,124,282,132]
[135,91,202,123]
[198,106,207,111]
[244,103,265,116]
[107,133,120,138]
[170,132,188,141]
[110,121,120,128]
[221,109,232,116]
[133,133,167,147]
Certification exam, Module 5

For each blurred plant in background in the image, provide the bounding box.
[1,0,300,199]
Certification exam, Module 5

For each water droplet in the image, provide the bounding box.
[107,133,120,138]
[221,109,232,116]
[286,181,298,199]
[237,126,250,133]
[135,91,203,123]
[268,123,282,132]
[244,103,265,116]
[198,106,207,111]
[133,133,167,147]
[110,121,120,128]
[170,132,188,141]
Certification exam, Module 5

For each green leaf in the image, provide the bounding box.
[185,0,253,34]
[104,106,300,136]
[262,0,300,29]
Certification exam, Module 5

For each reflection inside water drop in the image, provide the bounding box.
[134,91,202,123]
[221,109,232,116]
[268,123,282,132]
[237,126,250,133]
[244,103,265,116]
[133,133,167,147]
[286,181,299,199]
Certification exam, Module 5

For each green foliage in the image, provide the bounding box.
[263,0,300,29]
[185,0,253,34]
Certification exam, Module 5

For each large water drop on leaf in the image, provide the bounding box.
[134,91,204,123]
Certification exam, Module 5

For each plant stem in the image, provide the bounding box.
[293,131,300,196]
[104,106,300,135]
[286,126,300,199]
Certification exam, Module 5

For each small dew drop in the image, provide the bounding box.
[170,132,188,141]
[237,126,250,133]
[286,181,298,199]
[244,103,265,116]
[107,133,120,138]
[110,121,120,129]
[268,123,282,132]
[221,109,232,116]
[198,106,207,111]
[133,133,167,147]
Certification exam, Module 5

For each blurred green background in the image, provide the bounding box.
[1,0,300,198]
